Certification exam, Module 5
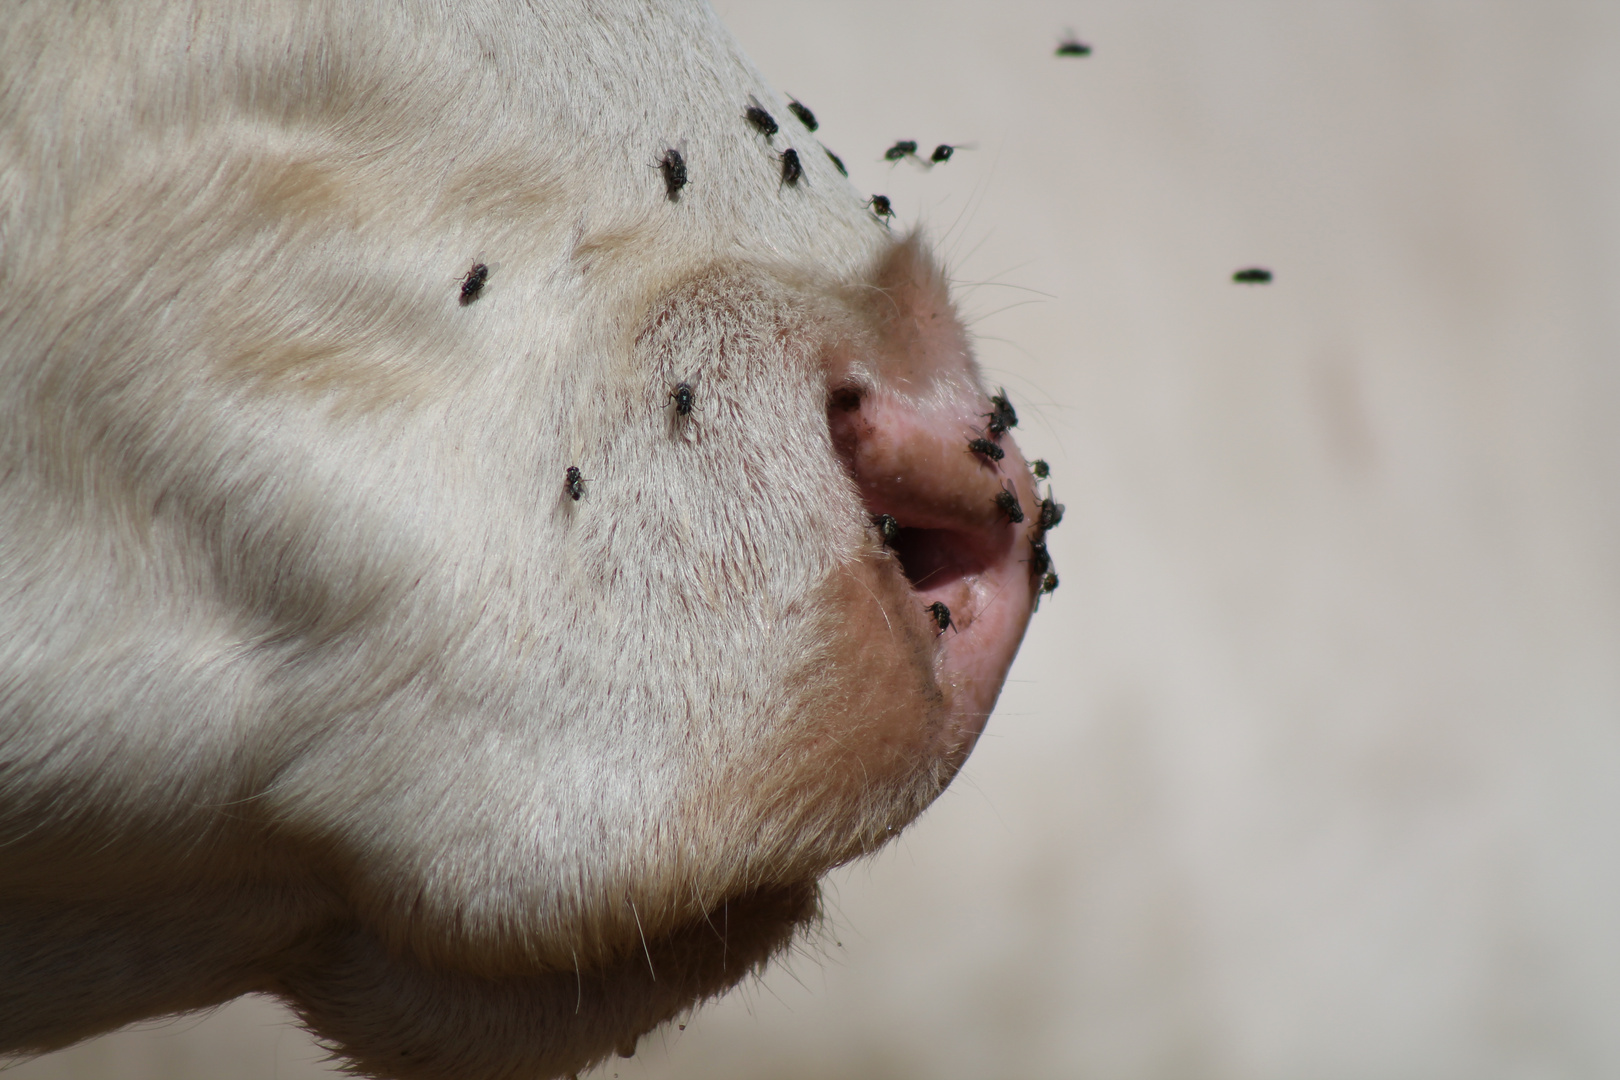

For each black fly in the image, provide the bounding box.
[564,465,587,501]
[867,195,894,223]
[787,99,818,131]
[779,148,802,186]
[657,148,687,200]
[1031,459,1050,480]
[926,601,955,635]
[744,100,779,138]
[1027,537,1052,578]
[930,144,956,163]
[872,513,900,547]
[1039,494,1065,531]
[994,485,1024,524]
[1233,267,1273,284]
[669,381,695,416]
[459,262,489,306]
[825,147,848,176]
[1056,34,1092,57]
[983,388,1018,434]
[883,140,918,161]
[967,437,1005,462]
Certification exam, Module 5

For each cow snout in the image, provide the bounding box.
[816,235,1039,788]
[830,383,1038,763]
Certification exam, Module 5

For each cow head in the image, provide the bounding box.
[0,2,1042,1076]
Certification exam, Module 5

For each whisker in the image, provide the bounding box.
[844,565,896,646]
[628,898,656,981]
[966,297,1047,325]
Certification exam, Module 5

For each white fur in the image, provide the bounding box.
[0,3,998,1076]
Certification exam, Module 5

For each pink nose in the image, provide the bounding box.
[829,385,1042,762]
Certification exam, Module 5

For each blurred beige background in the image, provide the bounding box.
[13,2,1619,1078]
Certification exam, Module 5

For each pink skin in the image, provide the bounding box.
[830,388,1039,763]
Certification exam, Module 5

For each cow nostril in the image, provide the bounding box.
[826,386,865,479]
[831,385,1027,615]
[828,386,862,413]
[888,526,995,593]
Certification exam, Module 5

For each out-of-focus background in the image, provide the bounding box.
[15,3,1620,1078]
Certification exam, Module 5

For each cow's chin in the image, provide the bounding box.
[280,883,820,1080]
